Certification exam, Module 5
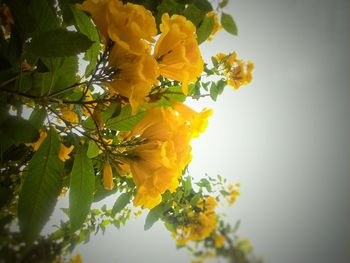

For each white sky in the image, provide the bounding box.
[47,1,350,262]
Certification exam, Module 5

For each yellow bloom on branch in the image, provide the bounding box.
[119,103,211,209]
[69,254,83,263]
[214,235,225,248]
[58,144,74,162]
[103,160,114,190]
[154,13,204,95]
[107,0,157,54]
[227,183,240,205]
[26,130,47,151]
[60,106,79,124]
[206,11,221,41]
[108,45,159,114]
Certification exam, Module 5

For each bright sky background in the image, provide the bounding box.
[47,0,350,262]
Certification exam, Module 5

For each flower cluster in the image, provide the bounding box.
[215,52,254,89]
[173,196,218,245]
[80,0,204,114]
[119,104,212,208]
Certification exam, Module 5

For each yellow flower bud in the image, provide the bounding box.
[103,160,114,190]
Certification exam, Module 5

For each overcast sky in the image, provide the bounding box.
[49,1,350,262]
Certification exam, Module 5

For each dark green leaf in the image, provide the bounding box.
[144,205,166,231]
[29,107,47,129]
[184,176,192,197]
[193,0,213,11]
[93,177,118,202]
[71,6,100,76]
[18,128,64,243]
[26,29,94,57]
[106,105,145,131]
[0,116,39,145]
[111,192,133,216]
[69,145,95,233]
[196,15,215,44]
[156,0,185,26]
[221,12,238,35]
[8,0,59,40]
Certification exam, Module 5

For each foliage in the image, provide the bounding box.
[0,0,257,262]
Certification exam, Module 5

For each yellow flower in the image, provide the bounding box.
[227,183,240,205]
[79,0,110,42]
[58,144,74,162]
[172,101,212,138]
[26,130,47,151]
[226,55,254,90]
[107,0,157,54]
[108,45,159,114]
[206,11,221,41]
[69,254,83,263]
[60,107,79,123]
[103,160,114,190]
[215,235,225,248]
[154,13,204,95]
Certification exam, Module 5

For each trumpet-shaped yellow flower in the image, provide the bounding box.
[79,0,110,41]
[103,160,114,190]
[206,11,221,41]
[108,45,159,114]
[58,144,74,162]
[26,130,47,151]
[172,101,213,138]
[107,0,157,54]
[154,13,204,95]
[120,103,212,208]
[80,0,156,53]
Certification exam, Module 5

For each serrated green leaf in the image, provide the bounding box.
[69,145,95,233]
[87,140,100,158]
[29,107,47,129]
[144,205,166,231]
[106,105,144,131]
[71,6,100,76]
[26,29,94,57]
[111,192,133,216]
[18,128,64,243]
[196,15,215,44]
[221,12,238,35]
[0,116,39,146]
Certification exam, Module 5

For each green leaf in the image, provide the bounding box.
[106,105,145,131]
[184,176,192,197]
[93,177,118,202]
[219,0,229,8]
[18,128,64,243]
[71,6,101,76]
[144,205,166,231]
[193,0,213,11]
[183,4,206,26]
[209,79,226,101]
[87,140,100,158]
[26,29,94,57]
[7,0,59,40]
[197,178,212,192]
[111,191,133,216]
[69,145,95,233]
[29,107,47,129]
[196,15,215,44]
[221,12,238,35]
[0,116,39,146]
[156,0,185,26]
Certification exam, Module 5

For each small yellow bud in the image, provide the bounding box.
[103,160,114,190]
